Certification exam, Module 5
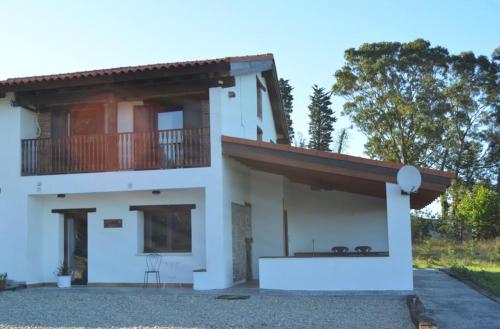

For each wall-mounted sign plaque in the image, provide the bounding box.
[104,219,122,228]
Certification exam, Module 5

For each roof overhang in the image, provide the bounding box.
[222,136,454,209]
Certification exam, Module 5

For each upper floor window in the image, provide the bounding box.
[256,77,266,119]
[134,105,184,133]
[157,109,183,131]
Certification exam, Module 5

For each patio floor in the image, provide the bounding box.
[0,287,414,329]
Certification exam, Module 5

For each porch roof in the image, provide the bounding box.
[221,136,454,209]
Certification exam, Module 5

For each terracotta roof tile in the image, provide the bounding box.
[0,54,274,87]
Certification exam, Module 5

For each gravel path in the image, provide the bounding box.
[0,287,413,329]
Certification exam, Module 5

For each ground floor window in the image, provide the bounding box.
[133,205,193,253]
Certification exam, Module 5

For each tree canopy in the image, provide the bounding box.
[332,39,498,186]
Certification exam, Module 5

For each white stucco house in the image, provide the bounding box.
[0,54,453,291]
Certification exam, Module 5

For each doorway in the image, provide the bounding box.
[231,203,252,283]
[64,212,88,285]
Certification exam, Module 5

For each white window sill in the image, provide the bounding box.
[136,252,192,257]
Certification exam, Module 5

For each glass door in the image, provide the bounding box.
[157,110,183,167]
[64,212,88,285]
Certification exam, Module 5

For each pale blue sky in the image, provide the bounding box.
[0,0,498,156]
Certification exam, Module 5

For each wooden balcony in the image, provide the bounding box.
[21,128,210,176]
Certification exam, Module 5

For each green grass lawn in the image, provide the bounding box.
[413,239,500,297]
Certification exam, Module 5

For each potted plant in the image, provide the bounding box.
[0,273,7,290]
[55,262,72,288]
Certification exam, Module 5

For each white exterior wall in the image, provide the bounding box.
[259,183,413,291]
[0,93,30,280]
[285,181,388,253]
[256,73,277,142]
[249,171,284,279]
[221,73,277,142]
[26,190,205,285]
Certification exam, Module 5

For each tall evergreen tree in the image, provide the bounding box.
[307,85,336,151]
[279,78,295,140]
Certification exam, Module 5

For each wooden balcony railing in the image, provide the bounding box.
[21,128,210,175]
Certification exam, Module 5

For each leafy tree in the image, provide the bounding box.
[456,184,500,239]
[437,50,498,224]
[279,78,295,141]
[307,85,336,151]
[481,47,500,190]
[332,39,498,187]
[441,51,498,184]
[332,39,449,165]
[440,181,470,240]
[411,210,440,242]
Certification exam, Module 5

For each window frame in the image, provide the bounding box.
[256,77,266,119]
[130,204,195,253]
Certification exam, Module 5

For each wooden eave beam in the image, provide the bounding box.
[14,76,235,108]
[0,62,231,93]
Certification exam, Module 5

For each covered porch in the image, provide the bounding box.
[222,136,453,291]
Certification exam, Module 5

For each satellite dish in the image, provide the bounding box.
[397,165,422,194]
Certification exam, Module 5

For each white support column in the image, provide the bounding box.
[385,182,413,290]
[193,86,232,289]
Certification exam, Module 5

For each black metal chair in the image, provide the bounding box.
[144,254,162,288]
[331,246,349,254]
[354,246,372,253]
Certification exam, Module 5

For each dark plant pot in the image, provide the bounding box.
[0,280,6,290]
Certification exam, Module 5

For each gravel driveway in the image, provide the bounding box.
[0,287,414,329]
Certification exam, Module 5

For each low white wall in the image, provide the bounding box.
[260,256,404,291]
[28,189,205,284]
[285,181,388,254]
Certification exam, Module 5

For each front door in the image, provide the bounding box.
[231,203,252,283]
[69,106,105,172]
[64,212,88,285]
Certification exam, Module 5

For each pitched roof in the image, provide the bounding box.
[222,136,453,209]
[0,54,274,88]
